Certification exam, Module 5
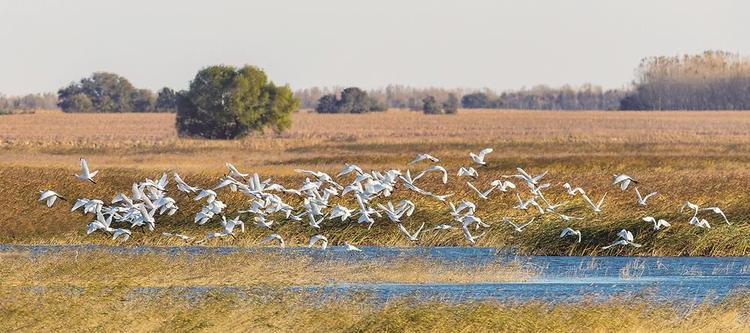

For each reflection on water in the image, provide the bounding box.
[4,244,750,303]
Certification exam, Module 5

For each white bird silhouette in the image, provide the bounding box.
[414,165,449,184]
[700,207,730,225]
[504,217,535,232]
[514,193,545,214]
[76,157,98,184]
[457,166,478,178]
[337,164,364,178]
[196,231,236,244]
[112,228,131,241]
[512,167,548,185]
[262,234,285,248]
[581,192,607,212]
[432,224,453,231]
[560,227,582,243]
[173,172,199,193]
[562,183,586,196]
[161,232,193,242]
[642,216,671,230]
[601,229,642,249]
[398,222,425,241]
[681,201,700,218]
[635,187,657,206]
[408,153,439,165]
[689,216,711,229]
[612,174,637,191]
[469,148,493,166]
[466,182,495,200]
[221,215,245,234]
[491,179,516,192]
[344,241,362,252]
[252,215,273,229]
[225,162,248,179]
[461,225,485,244]
[39,190,66,208]
[308,234,329,249]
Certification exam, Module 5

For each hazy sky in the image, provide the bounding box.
[0,0,748,95]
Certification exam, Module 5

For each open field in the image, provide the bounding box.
[3,109,750,255]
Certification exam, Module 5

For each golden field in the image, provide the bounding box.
[3,109,750,255]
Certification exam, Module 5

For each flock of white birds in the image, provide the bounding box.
[37,148,731,251]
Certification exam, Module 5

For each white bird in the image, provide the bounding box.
[513,193,545,214]
[562,183,586,196]
[581,192,607,212]
[513,167,547,185]
[700,207,730,225]
[414,165,449,184]
[432,224,453,231]
[560,228,582,243]
[308,234,329,249]
[262,234,285,248]
[173,172,199,193]
[504,217,535,233]
[635,188,657,206]
[466,182,495,200]
[39,190,66,208]
[642,216,671,230]
[469,148,493,166]
[343,242,362,252]
[196,231,236,244]
[612,174,637,191]
[461,226,485,244]
[161,232,193,242]
[689,216,711,229]
[225,162,248,179]
[111,228,131,241]
[221,215,245,234]
[601,229,642,249]
[457,167,478,178]
[337,164,363,178]
[553,212,584,222]
[408,153,439,165]
[397,222,425,241]
[491,179,516,192]
[681,201,700,218]
[253,216,274,229]
[75,157,98,184]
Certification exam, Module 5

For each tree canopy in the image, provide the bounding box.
[57,72,170,113]
[314,87,386,113]
[175,65,299,139]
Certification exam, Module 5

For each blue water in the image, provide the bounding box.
[4,244,750,303]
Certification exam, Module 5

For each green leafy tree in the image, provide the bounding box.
[315,94,338,113]
[314,87,386,113]
[57,72,157,113]
[176,65,299,139]
[443,93,459,114]
[422,95,443,114]
[155,87,178,112]
[131,89,156,112]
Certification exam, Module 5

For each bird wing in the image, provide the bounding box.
[478,148,493,159]
[80,158,89,175]
[466,182,482,196]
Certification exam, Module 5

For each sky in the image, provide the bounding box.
[0,0,748,95]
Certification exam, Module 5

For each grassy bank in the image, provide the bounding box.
[2,286,750,332]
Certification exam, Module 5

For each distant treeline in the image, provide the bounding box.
[620,51,750,110]
[57,72,177,113]
[297,84,626,112]
[0,93,58,114]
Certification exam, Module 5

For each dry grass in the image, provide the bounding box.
[2,285,750,332]
[3,109,750,255]
[0,250,534,287]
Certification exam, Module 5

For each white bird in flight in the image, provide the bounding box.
[700,207,730,225]
[225,162,248,179]
[681,201,700,218]
[562,183,586,196]
[601,229,642,249]
[581,192,607,212]
[398,222,425,241]
[112,228,132,241]
[466,182,495,200]
[689,216,711,229]
[457,166,478,178]
[469,148,493,166]
[635,188,657,206]
[504,217,535,233]
[39,190,66,208]
[414,165,449,184]
[161,232,193,242]
[560,227,582,243]
[344,241,363,252]
[263,233,285,248]
[612,174,637,191]
[642,216,671,230]
[408,153,439,165]
[308,234,329,249]
[76,157,98,184]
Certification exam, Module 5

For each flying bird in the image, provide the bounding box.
[560,227,582,243]
[469,148,493,166]
[408,153,439,165]
[38,190,66,208]
[76,157,98,184]
[642,216,671,230]
[612,174,637,191]
[635,188,657,206]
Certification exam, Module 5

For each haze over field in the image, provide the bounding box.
[1,0,749,94]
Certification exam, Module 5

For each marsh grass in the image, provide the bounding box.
[4,109,750,255]
[2,285,750,332]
